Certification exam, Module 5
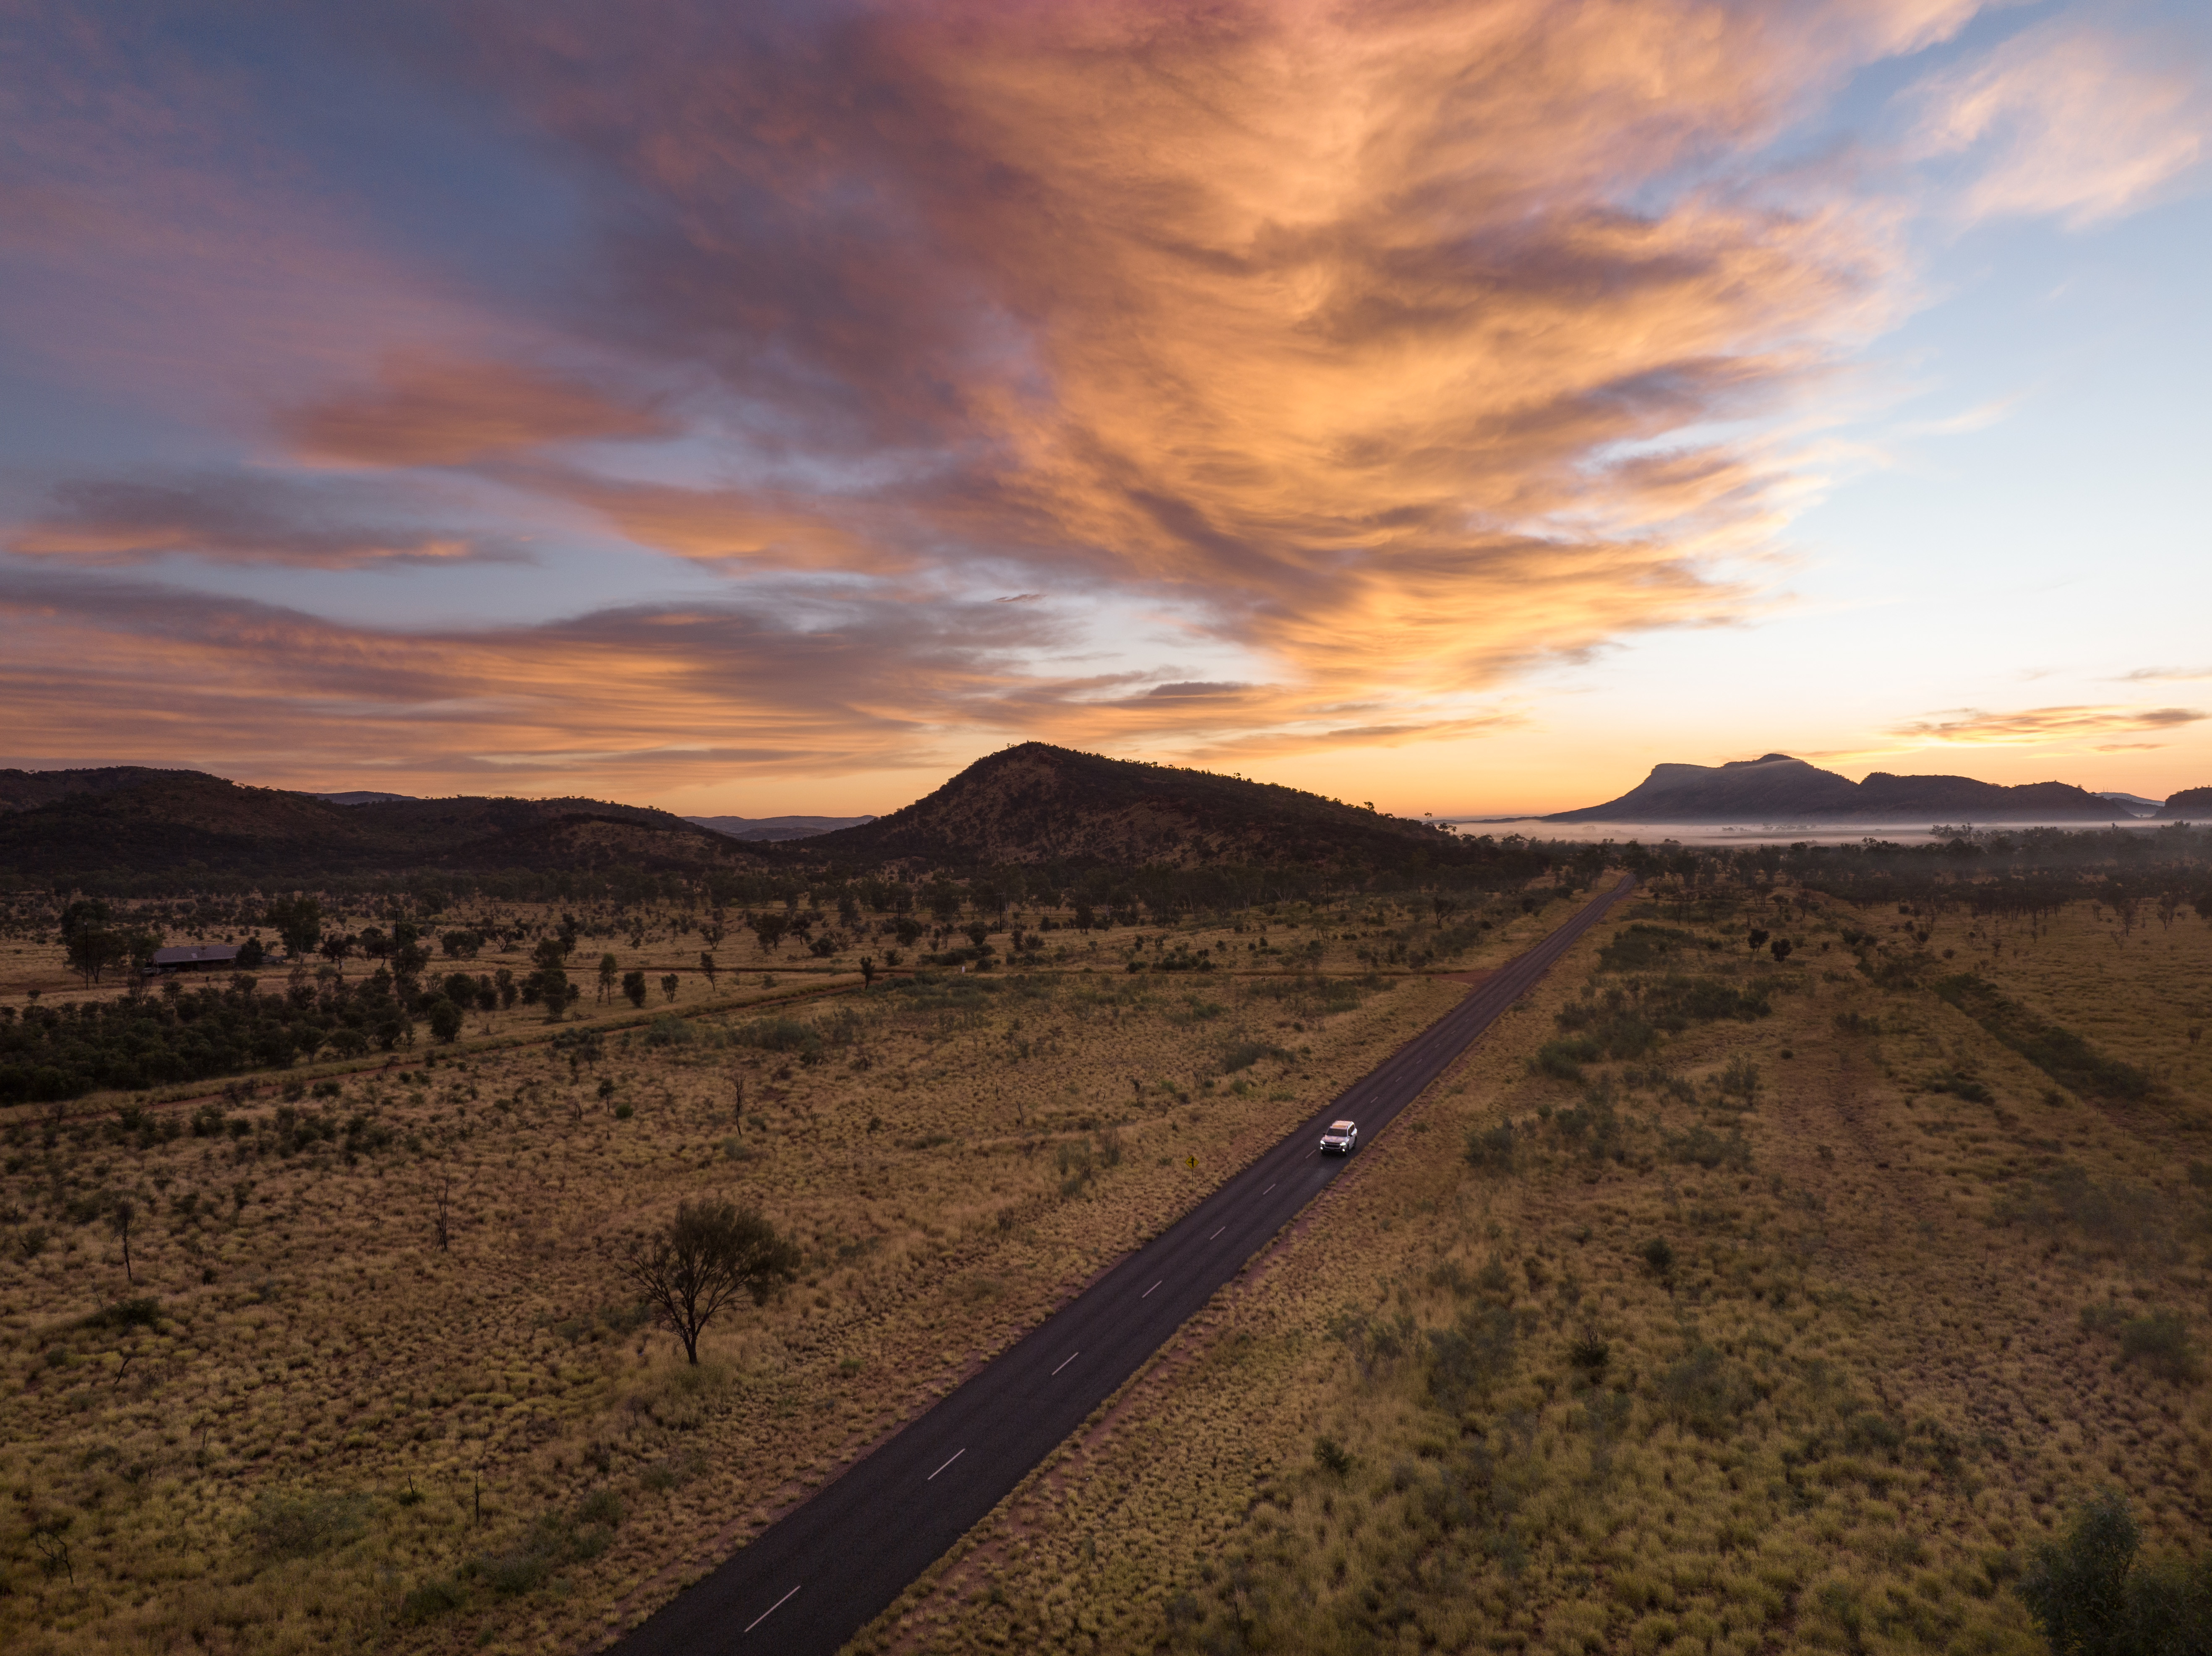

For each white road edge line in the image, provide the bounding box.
[1142,1280,1162,1298]
[1051,1350,1080,1375]
[745,1583,801,1634]
[928,1449,965,1481]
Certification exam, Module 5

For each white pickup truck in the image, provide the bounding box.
[1319,1119,1358,1155]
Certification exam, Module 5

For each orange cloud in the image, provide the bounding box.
[284,353,674,468]
[5,1,2069,793]
[448,0,1928,716]
[532,473,913,574]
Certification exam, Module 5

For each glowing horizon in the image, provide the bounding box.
[2,2,2207,820]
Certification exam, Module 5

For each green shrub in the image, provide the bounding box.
[2117,1311,2198,1383]
[245,1490,370,1560]
[1665,1124,1752,1171]
[399,1578,466,1623]
[2019,1492,2212,1656]
[83,1296,161,1330]
[1532,1039,1594,1081]
[1657,1344,1749,1438]
[733,1015,820,1056]
[1465,1121,1516,1172]
[1427,1304,1516,1412]
[1219,1039,1290,1074]
[643,1013,694,1047]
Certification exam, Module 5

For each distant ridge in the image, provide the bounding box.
[2095,791,2165,818]
[2160,786,2212,820]
[686,814,875,842]
[0,767,766,886]
[316,790,417,806]
[805,742,1471,869]
[1547,753,2122,824]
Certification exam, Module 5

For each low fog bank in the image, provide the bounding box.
[1443,818,2180,847]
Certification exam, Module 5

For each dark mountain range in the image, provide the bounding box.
[0,766,203,812]
[687,814,876,841]
[0,768,765,887]
[803,743,1469,870]
[1547,753,2124,824]
[2160,786,2212,820]
[315,790,417,806]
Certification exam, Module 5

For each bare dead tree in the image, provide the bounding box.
[433,1177,452,1251]
[110,1198,136,1285]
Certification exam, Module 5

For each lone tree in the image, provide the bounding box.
[265,895,323,961]
[622,1201,800,1364]
[622,969,649,1008]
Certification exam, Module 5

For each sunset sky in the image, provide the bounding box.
[2,1,2207,818]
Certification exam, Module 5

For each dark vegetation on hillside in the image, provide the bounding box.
[802,742,1485,871]
[0,768,763,893]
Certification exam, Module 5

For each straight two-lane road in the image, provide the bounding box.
[615,876,1634,1655]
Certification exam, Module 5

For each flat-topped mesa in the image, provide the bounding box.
[1547,753,2120,824]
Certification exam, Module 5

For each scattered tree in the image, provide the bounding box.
[621,1200,801,1365]
[699,950,718,990]
[660,973,680,1004]
[1770,937,1794,964]
[264,896,323,961]
[597,953,620,1005]
[622,970,649,1008]
[2019,1491,2212,1656]
[424,997,464,1044]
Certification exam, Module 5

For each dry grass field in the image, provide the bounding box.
[860,890,2212,1656]
[0,890,1579,1653]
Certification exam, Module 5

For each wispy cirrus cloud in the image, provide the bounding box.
[11,0,2202,796]
[1887,703,2207,746]
[1909,13,2209,227]
[2115,664,2212,682]
[5,474,525,568]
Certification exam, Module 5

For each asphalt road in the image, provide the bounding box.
[613,875,1634,1656]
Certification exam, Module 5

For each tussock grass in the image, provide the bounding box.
[871,895,2212,1656]
[0,896,1571,1652]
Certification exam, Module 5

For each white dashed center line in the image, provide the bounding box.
[1141,1280,1162,1298]
[745,1584,801,1634]
[1051,1351,1080,1376]
[1208,1226,1225,1240]
[927,1449,965,1481]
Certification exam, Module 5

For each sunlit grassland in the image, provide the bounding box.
[877,895,2212,1656]
[0,896,1574,1654]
